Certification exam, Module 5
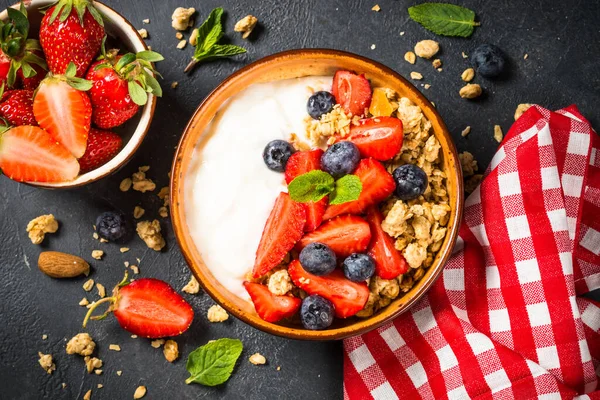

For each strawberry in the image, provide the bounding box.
[341,117,404,161]
[33,64,92,158]
[17,51,47,90]
[297,215,371,258]
[253,192,307,278]
[40,0,104,77]
[0,89,37,126]
[243,281,301,323]
[0,125,79,182]
[83,276,194,338]
[86,48,164,129]
[78,128,122,173]
[323,158,395,220]
[331,70,372,117]
[288,260,370,318]
[366,207,408,279]
[285,149,327,231]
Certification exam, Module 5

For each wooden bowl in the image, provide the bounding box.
[171,49,463,340]
[0,0,157,189]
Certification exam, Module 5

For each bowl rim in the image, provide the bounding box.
[170,48,464,340]
[0,0,157,189]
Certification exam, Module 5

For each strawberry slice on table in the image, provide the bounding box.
[366,207,409,279]
[253,192,307,279]
[0,125,79,182]
[323,158,395,220]
[297,215,371,258]
[288,260,370,318]
[340,116,404,161]
[243,281,301,323]
[0,89,37,126]
[285,149,327,231]
[78,129,123,174]
[331,70,372,117]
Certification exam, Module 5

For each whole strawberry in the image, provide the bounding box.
[0,88,37,126]
[78,128,122,173]
[86,49,163,128]
[40,0,104,77]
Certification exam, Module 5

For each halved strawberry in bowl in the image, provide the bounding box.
[78,128,123,174]
[340,116,403,161]
[297,214,371,258]
[244,281,301,323]
[331,70,372,117]
[366,207,408,279]
[288,260,370,318]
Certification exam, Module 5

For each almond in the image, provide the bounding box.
[38,251,90,278]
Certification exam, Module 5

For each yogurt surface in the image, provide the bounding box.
[184,76,333,300]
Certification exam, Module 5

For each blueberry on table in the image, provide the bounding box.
[300,295,335,330]
[343,253,375,282]
[262,140,295,172]
[470,44,506,78]
[299,242,337,276]
[392,164,428,200]
[307,91,336,120]
[321,141,360,179]
[96,212,131,242]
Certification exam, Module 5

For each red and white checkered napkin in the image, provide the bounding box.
[343,105,600,400]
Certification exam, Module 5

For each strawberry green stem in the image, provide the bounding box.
[82,296,116,328]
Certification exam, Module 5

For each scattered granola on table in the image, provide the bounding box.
[414,39,439,59]
[404,51,416,64]
[91,250,103,260]
[132,166,156,193]
[120,178,132,192]
[234,15,258,39]
[163,340,179,362]
[514,103,533,120]
[459,83,482,99]
[249,353,267,365]
[38,352,56,374]
[84,356,103,374]
[493,125,504,143]
[171,7,195,31]
[133,386,147,399]
[66,333,95,356]
[461,68,475,82]
[26,214,58,244]
[83,389,92,400]
[182,275,200,294]
[83,279,94,292]
[137,29,148,39]
[150,339,165,349]
[410,71,423,80]
[207,304,229,322]
[136,220,165,251]
[461,126,471,137]
[109,344,121,352]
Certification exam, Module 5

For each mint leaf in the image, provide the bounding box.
[329,175,362,205]
[288,170,335,203]
[206,44,246,57]
[408,3,480,38]
[185,338,243,386]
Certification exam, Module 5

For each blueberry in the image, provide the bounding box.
[300,295,335,330]
[392,164,428,200]
[343,253,375,282]
[307,91,336,120]
[470,44,506,78]
[262,140,295,172]
[321,141,360,179]
[299,242,337,276]
[95,211,131,242]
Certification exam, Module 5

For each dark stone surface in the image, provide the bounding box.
[0,0,598,399]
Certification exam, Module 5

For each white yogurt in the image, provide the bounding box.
[184,76,333,300]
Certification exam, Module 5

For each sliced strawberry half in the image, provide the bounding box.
[253,192,307,278]
[0,125,79,182]
[288,260,369,318]
[341,117,403,161]
[285,149,327,232]
[244,281,301,323]
[33,77,92,158]
[366,207,409,279]
[297,215,371,258]
[323,158,395,220]
[79,128,122,173]
[331,70,372,117]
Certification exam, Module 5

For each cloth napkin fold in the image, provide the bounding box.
[343,105,600,400]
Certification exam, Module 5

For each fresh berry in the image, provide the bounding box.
[321,141,360,179]
[366,207,408,279]
[0,125,79,182]
[289,260,369,318]
[0,89,37,126]
[299,242,337,276]
[95,211,131,243]
[392,164,428,200]
[285,149,327,231]
[253,192,306,278]
[0,51,10,86]
[343,253,375,282]
[331,70,372,116]
[300,295,335,330]
[86,50,164,129]
[307,91,336,119]
[33,70,92,158]
[83,277,194,338]
[78,129,122,173]
[263,139,295,172]
[323,158,395,220]
[341,117,403,161]
[470,44,506,79]
[40,0,105,77]
[297,215,371,258]
[18,51,47,90]
[244,281,301,323]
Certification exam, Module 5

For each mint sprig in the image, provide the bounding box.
[329,175,362,205]
[408,3,480,38]
[185,338,243,386]
[184,7,246,73]
[288,170,362,205]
